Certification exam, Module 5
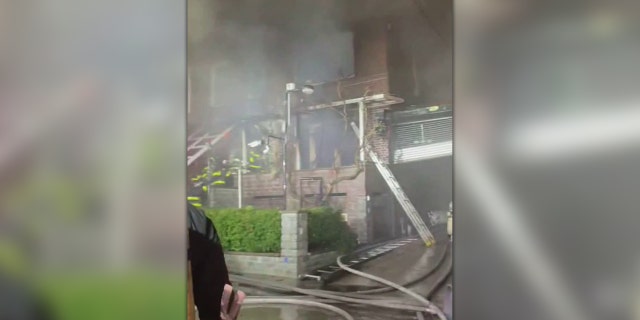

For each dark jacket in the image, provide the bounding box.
[188,203,230,320]
[0,271,51,320]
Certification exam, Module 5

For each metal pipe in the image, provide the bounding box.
[358,101,365,163]
[304,93,397,111]
[187,72,191,115]
[239,126,246,208]
[286,91,292,129]
[237,167,242,208]
[283,91,292,210]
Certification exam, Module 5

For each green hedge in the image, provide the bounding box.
[204,207,281,253]
[204,206,357,254]
[303,207,358,253]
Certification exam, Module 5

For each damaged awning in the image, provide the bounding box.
[302,94,404,111]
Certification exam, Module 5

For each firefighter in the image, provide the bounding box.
[209,160,230,187]
[191,161,212,189]
[187,183,205,208]
[192,158,234,208]
[228,158,243,173]
[189,158,216,207]
[247,150,262,173]
[220,160,233,186]
[189,168,210,208]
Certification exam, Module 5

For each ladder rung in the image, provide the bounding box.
[303,274,322,281]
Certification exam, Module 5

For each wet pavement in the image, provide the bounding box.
[235,242,450,320]
[236,222,450,320]
[240,305,423,320]
[327,239,444,290]
[431,276,453,319]
[240,306,337,320]
[388,242,451,298]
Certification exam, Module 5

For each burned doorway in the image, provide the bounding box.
[369,192,395,241]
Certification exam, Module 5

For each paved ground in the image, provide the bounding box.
[327,239,446,290]
[430,275,452,319]
[389,242,451,297]
[237,243,451,320]
[237,222,451,320]
[240,305,422,320]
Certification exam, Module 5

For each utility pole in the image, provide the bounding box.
[283,83,314,211]
[283,86,292,210]
[239,125,246,208]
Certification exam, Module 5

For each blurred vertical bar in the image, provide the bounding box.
[0,0,186,319]
[455,0,640,320]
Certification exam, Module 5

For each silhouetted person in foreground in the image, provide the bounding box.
[188,203,244,320]
[0,271,51,320]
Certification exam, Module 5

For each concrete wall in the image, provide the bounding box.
[224,250,339,280]
[223,211,339,278]
[224,253,286,277]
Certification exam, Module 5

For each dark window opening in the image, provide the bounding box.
[298,106,360,170]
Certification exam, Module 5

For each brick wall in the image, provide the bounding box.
[240,167,370,243]
[366,107,391,164]
[239,100,394,244]
[208,188,238,208]
[298,18,390,106]
[241,168,367,206]
[386,4,452,106]
[240,173,282,203]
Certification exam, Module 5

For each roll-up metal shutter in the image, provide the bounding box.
[392,115,452,163]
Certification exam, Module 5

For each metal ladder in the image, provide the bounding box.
[303,238,417,281]
[350,122,436,247]
[187,125,235,166]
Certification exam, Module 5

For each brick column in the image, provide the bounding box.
[352,196,369,244]
[280,211,308,278]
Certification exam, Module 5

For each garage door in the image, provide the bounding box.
[392,113,452,163]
